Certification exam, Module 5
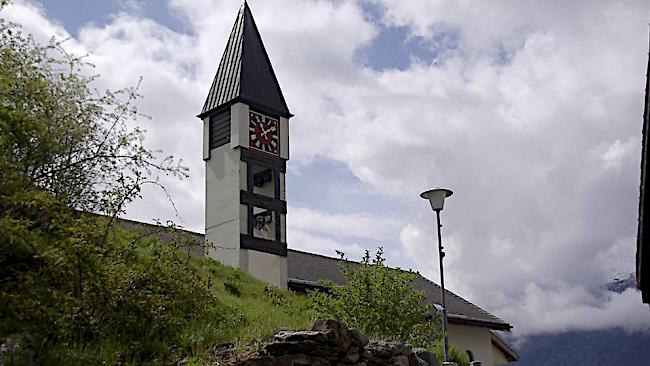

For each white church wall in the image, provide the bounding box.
[202,117,210,160]
[205,143,242,267]
[280,116,289,159]
[447,323,494,366]
[231,102,249,149]
[492,345,510,366]
[246,250,288,290]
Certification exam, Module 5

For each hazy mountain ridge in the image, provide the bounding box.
[514,328,650,365]
[515,276,648,365]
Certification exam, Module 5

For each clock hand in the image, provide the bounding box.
[260,126,270,139]
[261,124,276,139]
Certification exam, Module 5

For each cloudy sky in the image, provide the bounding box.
[3,0,650,338]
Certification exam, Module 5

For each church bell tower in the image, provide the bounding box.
[197,2,291,288]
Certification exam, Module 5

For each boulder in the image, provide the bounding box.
[366,341,412,358]
[413,348,440,366]
[311,318,352,352]
[349,328,369,347]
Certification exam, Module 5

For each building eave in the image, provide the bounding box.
[491,331,519,362]
[447,316,513,331]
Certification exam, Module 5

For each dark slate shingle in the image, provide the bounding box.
[200,2,290,119]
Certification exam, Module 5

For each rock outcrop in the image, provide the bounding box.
[221,319,439,366]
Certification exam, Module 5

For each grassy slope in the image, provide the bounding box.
[197,256,316,344]
[157,252,318,364]
[60,256,315,365]
[2,221,316,365]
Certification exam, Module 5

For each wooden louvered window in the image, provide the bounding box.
[209,111,230,149]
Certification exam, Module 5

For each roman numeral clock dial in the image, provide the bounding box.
[249,111,279,155]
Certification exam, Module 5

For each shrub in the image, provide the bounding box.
[309,248,443,349]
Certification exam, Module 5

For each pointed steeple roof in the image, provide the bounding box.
[199,2,291,118]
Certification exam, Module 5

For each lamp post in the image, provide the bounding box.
[420,188,453,364]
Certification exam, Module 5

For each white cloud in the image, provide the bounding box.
[2,0,68,43]
[498,285,650,336]
[289,228,366,259]
[599,138,639,171]
[289,206,402,240]
[5,0,650,337]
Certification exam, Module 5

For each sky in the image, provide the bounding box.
[3,0,650,339]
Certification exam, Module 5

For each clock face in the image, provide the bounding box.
[249,111,279,155]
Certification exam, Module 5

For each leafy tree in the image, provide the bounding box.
[309,248,443,349]
[0,16,187,223]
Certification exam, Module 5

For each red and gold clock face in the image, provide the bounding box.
[249,111,279,155]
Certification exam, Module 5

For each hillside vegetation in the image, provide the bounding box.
[1,214,316,365]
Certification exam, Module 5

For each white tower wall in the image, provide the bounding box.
[203,103,288,289]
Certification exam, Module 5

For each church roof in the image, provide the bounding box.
[199,2,291,119]
[287,249,512,331]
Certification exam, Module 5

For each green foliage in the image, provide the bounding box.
[0,199,233,364]
[224,273,243,297]
[264,285,289,308]
[309,248,443,349]
[0,16,187,221]
[431,344,470,366]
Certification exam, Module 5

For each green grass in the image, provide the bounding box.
[172,256,318,364]
[126,253,318,364]
[1,218,317,365]
[193,256,316,345]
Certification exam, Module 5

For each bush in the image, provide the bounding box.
[309,248,443,349]
[432,344,470,366]
[0,203,237,364]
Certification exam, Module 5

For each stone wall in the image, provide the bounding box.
[217,319,440,366]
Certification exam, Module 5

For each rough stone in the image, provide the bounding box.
[413,348,440,366]
[263,340,338,358]
[366,341,412,358]
[224,319,440,366]
[392,355,410,366]
[239,353,331,366]
[311,318,352,351]
[341,351,360,364]
[349,328,369,347]
[274,330,335,345]
[0,335,34,366]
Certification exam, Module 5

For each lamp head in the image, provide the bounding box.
[420,188,453,211]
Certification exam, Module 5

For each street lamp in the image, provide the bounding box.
[420,188,453,364]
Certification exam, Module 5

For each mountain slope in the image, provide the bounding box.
[515,328,650,365]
